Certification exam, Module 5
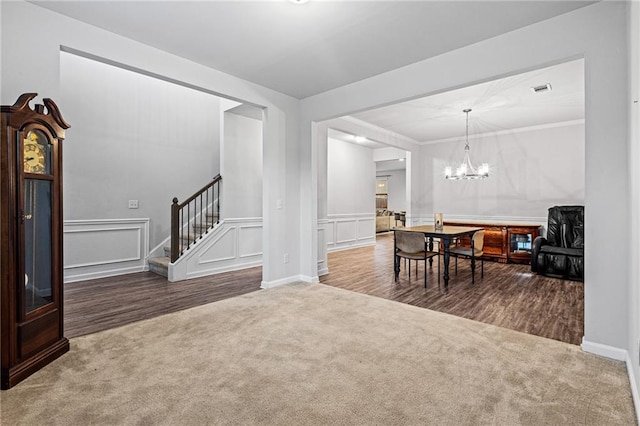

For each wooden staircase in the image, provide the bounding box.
[148,175,221,278]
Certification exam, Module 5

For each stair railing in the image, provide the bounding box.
[170,174,222,262]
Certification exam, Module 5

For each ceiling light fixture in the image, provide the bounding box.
[444,109,489,180]
[354,136,367,143]
[289,0,310,4]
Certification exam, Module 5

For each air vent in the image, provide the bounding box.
[531,83,552,93]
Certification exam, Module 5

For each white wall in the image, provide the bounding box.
[326,138,376,251]
[222,112,263,219]
[1,0,301,286]
[420,122,584,223]
[377,169,406,213]
[373,147,406,162]
[60,51,221,250]
[301,1,629,360]
[327,138,375,215]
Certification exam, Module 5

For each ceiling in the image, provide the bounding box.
[350,58,585,144]
[327,57,584,173]
[31,1,593,99]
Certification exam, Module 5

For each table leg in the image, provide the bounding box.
[443,236,451,291]
[471,234,476,285]
[428,237,434,267]
[393,232,399,281]
[394,255,399,280]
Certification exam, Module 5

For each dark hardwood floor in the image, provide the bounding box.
[64,233,583,346]
[64,267,262,338]
[320,232,584,345]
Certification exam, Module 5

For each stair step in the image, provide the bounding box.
[148,257,169,277]
[192,222,215,232]
[163,243,190,257]
[162,220,222,266]
[180,232,200,242]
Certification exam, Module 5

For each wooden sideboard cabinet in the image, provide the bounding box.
[444,221,542,264]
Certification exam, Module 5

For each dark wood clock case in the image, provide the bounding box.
[1,93,70,389]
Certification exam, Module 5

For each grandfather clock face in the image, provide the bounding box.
[22,129,54,313]
[23,130,51,174]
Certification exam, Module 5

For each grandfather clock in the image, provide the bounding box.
[1,93,70,389]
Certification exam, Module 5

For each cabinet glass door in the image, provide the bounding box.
[510,232,532,254]
[23,179,53,313]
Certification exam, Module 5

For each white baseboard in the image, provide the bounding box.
[260,275,309,289]
[64,265,147,283]
[625,352,640,425]
[581,338,627,361]
[582,339,639,423]
[182,260,262,282]
[299,274,320,283]
[317,267,329,277]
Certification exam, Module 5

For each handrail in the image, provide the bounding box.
[170,174,222,262]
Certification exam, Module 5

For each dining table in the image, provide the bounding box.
[393,225,484,291]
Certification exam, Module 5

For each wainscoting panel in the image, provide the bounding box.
[197,227,237,263]
[325,214,376,253]
[170,218,263,281]
[238,225,262,258]
[325,221,336,247]
[64,218,149,283]
[336,220,357,244]
[317,220,329,276]
[358,218,375,240]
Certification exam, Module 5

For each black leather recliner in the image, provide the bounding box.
[531,206,584,281]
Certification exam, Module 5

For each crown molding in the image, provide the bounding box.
[419,119,585,145]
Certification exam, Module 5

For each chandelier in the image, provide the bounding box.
[444,108,489,180]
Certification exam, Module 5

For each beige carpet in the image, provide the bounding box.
[1,283,636,425]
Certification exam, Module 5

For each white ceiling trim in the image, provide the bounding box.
[338,116,421,146]
[418,119,585,145]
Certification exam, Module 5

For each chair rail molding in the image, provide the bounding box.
[63,218,150,283]
[417,214,547,228]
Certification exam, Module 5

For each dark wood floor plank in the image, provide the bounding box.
[64,234,583,345]
[320,233,584,345]
[64,267,262,338]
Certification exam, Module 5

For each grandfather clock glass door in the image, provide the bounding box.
[22,129,54,313]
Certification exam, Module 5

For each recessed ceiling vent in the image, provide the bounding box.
[531,83,552,93]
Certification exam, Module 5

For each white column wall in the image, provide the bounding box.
[326,138,376,251]
[327,139,375,216]
[301,1,629,354]
[222,113,263,219]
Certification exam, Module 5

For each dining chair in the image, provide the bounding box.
[394,230,440,288]
[451,230,485,284]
